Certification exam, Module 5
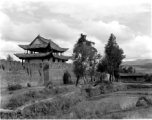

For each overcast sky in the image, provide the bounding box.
[0,0,151,61]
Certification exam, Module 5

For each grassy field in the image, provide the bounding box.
[1,82,152,119]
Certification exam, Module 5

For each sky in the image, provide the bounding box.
[0,0,151,61]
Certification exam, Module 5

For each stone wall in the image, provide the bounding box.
[0,59,76,89]
[0,60,43,89]
[49,62,76,85]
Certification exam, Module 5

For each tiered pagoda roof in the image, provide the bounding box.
[15,52,71,60]
[15,52,52,59]
[18,35,68,52]
[14,35,71,61]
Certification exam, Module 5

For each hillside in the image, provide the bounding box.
[122,59,152,66]
[122,59,152,74]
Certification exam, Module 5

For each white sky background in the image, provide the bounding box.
[0,0,151,61]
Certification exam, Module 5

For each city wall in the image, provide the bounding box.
[0,59,76,89]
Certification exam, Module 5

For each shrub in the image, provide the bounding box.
[4,95,29,110]
[5,90,46,110]
[7,84,22,91]
[24,91,39,98]
[45,81,53,88]
[145,74,152,83]
[43,86,68,95]
[99,82,113,94]
[136,96,152,107]
[81,82,114,98]
[80,84,92,98]
[27,83,31,87]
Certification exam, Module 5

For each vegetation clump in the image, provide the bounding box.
[43,86,69,95]
[145,74,152,83]
[1,93,84,119]
[80,82,114,98]
[27,83,31,87]
[7,84,22,91]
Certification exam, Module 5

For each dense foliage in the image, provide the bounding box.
[97,34,125,81]
[73,34,100,86]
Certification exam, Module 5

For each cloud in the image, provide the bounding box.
[0,12,79,42]
[0,0,151,60]
[121,35,152,59]
[0,38,23,60]
[82,20,134,43]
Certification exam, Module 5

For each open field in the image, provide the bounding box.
[1,82,152,119]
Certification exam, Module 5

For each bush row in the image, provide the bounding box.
[81,82,127,98]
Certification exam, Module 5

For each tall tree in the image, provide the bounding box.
[104,34,125,81]
[73,33,98,86]
[6,54,14,62]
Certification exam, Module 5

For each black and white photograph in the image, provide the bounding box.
[0,0,151,119]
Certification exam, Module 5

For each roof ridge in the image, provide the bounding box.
[39,35,51,42]
[38,35,61,47]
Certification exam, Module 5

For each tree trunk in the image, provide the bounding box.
[90,75,93,83]
[109,74,112,82]
[111,74,113,82]
[111,66,114,82]
[75,76,80,86]
[83,76,87,84]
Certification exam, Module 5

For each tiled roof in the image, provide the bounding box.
[14,52,72,60]
[19,44,49,50]
[49,41,69,52]
[28,35,68,52]
[14,52,52,59]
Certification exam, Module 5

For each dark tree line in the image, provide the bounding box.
[119,66,136,73]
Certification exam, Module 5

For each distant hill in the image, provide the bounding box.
[122,59,152,74]
[122,59,152,67]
